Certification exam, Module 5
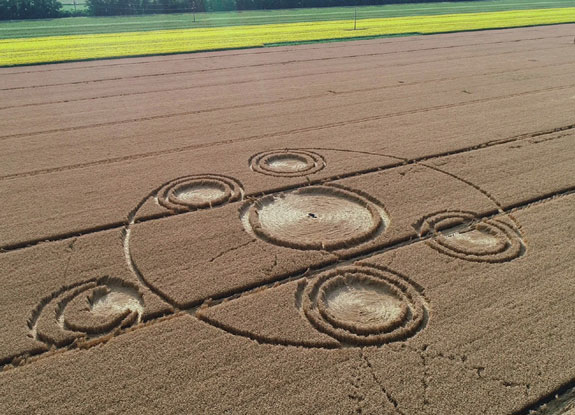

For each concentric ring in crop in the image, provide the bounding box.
[243,185,386,250]
[157,174,243,212]
[420,211,525,263]
[303,265,428,346]
[250,149,326,177]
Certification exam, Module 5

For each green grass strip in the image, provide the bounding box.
[1,0,574,39]
[1,7,574,67]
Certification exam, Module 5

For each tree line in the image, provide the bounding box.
[1,0,62,19]
[1,0,482,19]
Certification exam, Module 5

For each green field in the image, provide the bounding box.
[0,0,574,39]
[2,7,575,67]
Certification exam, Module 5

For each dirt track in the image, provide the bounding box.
[0,24,574,414]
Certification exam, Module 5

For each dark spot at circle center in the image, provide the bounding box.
[308,213,317,218]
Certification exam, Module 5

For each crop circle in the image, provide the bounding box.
[244,186,386,250]
[420,212,524,262]
[303,266,427,345]
[250,149,326,177]
[157,174,243,212]
[30,278,144,347]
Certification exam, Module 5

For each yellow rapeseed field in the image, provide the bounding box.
[1,7,574,66]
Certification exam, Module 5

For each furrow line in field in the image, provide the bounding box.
[514,378,575,414]
[0,92,330,129]
[0,311,188,370]
[0,221,127,254]
[1,42,569,91]
[2,59,574,111]
[0,31,570,77]
[0,83,573,180]
[1,125,573,254]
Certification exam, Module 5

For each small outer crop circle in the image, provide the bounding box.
[157,174,243,212]
[250,149,326,177]
[30,277,144,348]
[303,265,428,346]
[318,274,410,336]
[420,211,524,263]
[246,186,384,250]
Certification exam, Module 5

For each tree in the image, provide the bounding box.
[0,0,62,19]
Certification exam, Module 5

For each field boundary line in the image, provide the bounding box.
[1,36,570,87]
[0,31,570,77]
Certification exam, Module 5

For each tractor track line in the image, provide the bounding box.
[0,83,573,181]
[1,42,570,91]
[1,124,573,253]
[2,59,574,112]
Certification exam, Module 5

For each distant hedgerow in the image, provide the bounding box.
[0,0,63,19]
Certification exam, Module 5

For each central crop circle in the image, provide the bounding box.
[244,186,386,250]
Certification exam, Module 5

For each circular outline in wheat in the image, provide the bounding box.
[245,185,385,250]
[419,211,524,263]
[28,277,144,348]
[303,265,428,346]
[249,149,326,177]
[157,174,243,212]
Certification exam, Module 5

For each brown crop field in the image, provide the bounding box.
[0,24,574,414]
